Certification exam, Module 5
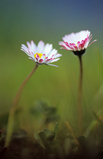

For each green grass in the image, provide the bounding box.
[0,45,103,136]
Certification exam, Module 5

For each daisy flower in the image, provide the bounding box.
[59,30,96,56]
[21,40,62,67]
[5,41,61,147]
[59,30,96,134]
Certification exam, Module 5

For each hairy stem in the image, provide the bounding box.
[5,64,38,147]
[78,55,83,135]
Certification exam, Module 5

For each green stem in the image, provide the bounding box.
[78,55,83,135]
[5,64,38,147]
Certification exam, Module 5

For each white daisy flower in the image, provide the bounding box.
[21,40,62,67]
[59,30,96,55]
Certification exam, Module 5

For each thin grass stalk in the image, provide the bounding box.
[65,121,80,148]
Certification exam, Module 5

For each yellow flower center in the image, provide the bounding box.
[75,43,77,46]
[34,53,43,58]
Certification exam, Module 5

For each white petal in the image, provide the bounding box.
[59,41,71,50]
[88,39,97,47]
[53,53,62,58]
[47,49,57,58]
[21,49,29,56]
[49,58,60,63]
[31,41,37,53]
[21,44,28,52]
[37,41,45,53]
[43,44,53,55]
[47,63,58,67]
[21,45,30,56]
[27,41,31,49]
[59,41,64,46]
[50,49,57,55]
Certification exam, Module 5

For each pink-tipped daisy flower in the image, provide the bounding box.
[21,41,62,67]
[59,30,96,56]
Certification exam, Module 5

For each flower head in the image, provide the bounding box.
[59,30,96,56]
[21,41,62,67]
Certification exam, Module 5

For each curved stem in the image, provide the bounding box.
[5,64,38,147]
[78,55,83,135]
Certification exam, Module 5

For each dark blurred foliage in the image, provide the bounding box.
[0,118,103,158]
[30,100,60,125]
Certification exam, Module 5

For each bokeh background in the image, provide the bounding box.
[0,0,103,135]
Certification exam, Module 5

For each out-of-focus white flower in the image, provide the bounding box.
[59,30,96,55]
[21,41,62,67]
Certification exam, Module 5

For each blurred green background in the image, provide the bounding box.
[0,0,103,135]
